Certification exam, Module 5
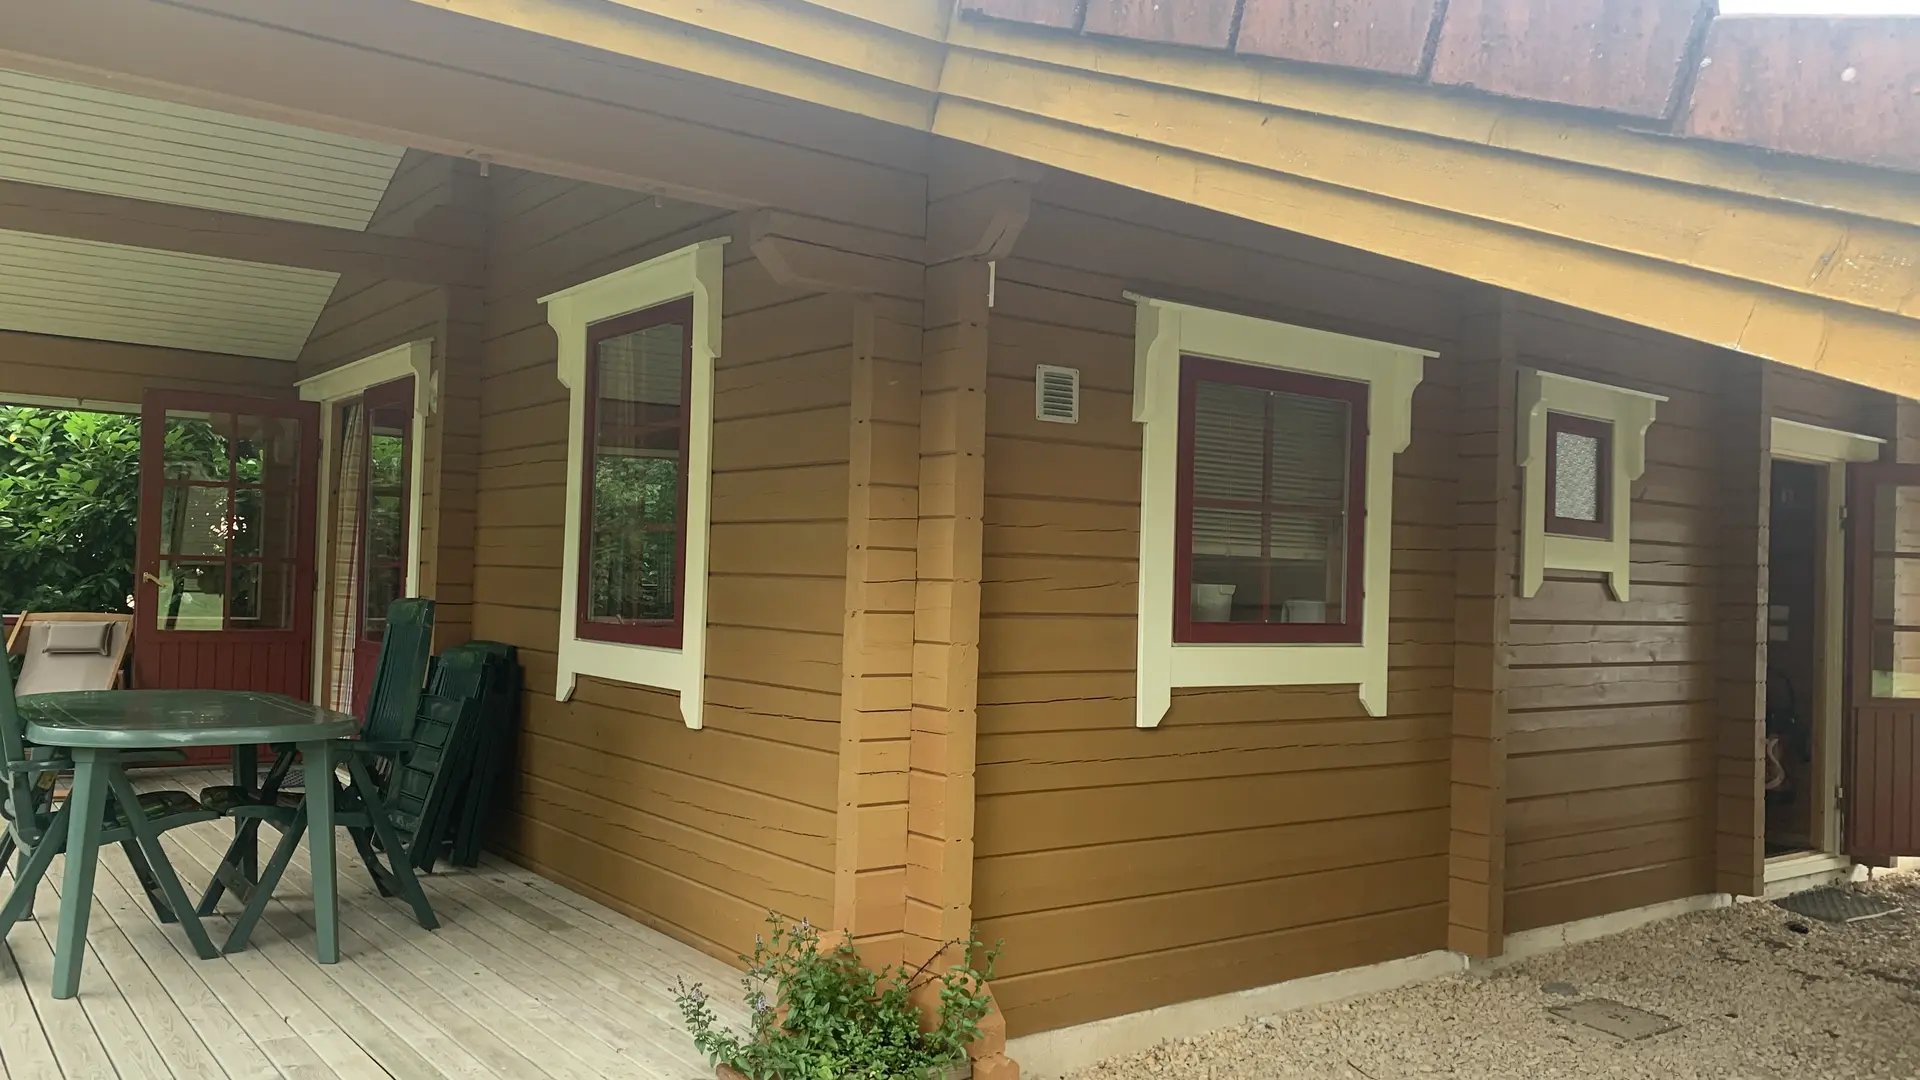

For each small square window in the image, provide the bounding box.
[1545,412,1612,539]
[1175,356,1367,645]
[576,298,693,648]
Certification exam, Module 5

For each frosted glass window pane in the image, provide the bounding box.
[1553,430,1601,522]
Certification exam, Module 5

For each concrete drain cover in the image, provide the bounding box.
[1550,999,1679,1040]
[1774,887,1899,924]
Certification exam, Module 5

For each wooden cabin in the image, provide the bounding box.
[0,1,1916,1075]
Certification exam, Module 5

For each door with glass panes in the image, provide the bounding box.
[134,393,320,723]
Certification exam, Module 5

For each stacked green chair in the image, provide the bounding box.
[196,598,439,945]
[385,646,488,873]
[0,645,218,957]
[448,642,521,868]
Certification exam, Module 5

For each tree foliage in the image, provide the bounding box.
[0,407,141,614]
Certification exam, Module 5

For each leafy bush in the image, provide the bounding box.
[0,408,140,614]
[675,914,1001,1080]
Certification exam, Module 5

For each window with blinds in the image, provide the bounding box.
[578,298,693,648]
[1177,357,1366,644]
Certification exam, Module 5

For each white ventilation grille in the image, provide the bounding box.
[1035,364,1080,424]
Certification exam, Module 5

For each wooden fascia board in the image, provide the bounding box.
[590,0,947,89]
[943,19,1920,230]
[787,0,954,40]
[931,98,1920,397]
[394,0,939,129]
[936,49,1920,324]
[0,177,477,286]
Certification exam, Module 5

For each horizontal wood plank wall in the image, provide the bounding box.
[0,331,292,403]
[1502,301,1726,932]
[1770,365,1888,441]
[474,170,852,961]
[971,181,1465,1037]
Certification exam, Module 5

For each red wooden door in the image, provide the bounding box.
[348,378,414,719]
[1845,462,1920,859]
[135,393,321,725]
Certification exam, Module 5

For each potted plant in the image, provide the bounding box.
[674,913,1001,1080]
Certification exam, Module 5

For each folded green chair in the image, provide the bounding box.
[195,598,439,949]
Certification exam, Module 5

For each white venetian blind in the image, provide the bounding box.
[1190,379,1350,562]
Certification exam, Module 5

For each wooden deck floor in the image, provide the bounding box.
[0,769,742,1079]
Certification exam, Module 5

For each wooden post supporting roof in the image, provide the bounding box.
[904,157,1032,1080]
[1449,292,1517,956]
[832,289,923,966]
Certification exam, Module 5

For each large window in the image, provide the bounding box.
[544,238,723,728]
[1129,294,1429,727]
[577,300,692,648]
[1176,358,1366,644]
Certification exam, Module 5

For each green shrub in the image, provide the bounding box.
[675,913,1001,1080]
[0,408,140,614]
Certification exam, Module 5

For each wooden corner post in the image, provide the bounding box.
[1449,290,1517,957]
[1715,357,1772,898]
[739,207,928,967]
[908,154,1033,1080]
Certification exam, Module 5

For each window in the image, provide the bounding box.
[1176,358,1366,644]
[1130,294,1429,727]
[544,238,724,728]
[577,300,692,648]
[1516,370,1665,600]
[1543,412,1611,539]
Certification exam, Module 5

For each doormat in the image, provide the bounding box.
[1775,887,1900,924]
[1549,999,1679,1041]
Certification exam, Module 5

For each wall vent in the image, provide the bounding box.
[1035,364,1080,424]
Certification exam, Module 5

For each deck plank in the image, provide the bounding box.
[0,769,738,1080]
[0,941,63,1080]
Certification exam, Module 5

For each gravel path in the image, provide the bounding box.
[1070,874,1920,1080]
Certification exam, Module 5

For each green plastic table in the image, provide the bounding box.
[20,691,357,998]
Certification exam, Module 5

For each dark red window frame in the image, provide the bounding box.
[1543,411,1612,540]
[574,298,694,649]
[1174,355,1369,646]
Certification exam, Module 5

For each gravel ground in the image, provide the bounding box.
[1071,874,1920,1080]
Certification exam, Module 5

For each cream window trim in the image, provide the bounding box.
[1128,294,1430,727]
[298,339,435,702]
[1771,417,1884,466]
[542,238,725,729]
[1517,369,1666,600]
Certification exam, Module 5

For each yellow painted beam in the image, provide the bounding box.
[787,0,954,40]
[945,19,1920,230]
[591,0,946,90]
[938,49,1920,323]
[402,0,936,129]
[931,99,1920,397]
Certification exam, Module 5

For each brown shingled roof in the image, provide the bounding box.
[959,1,1920,174]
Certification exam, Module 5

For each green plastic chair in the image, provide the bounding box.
[0,640,218,951]
[195,598,439,938]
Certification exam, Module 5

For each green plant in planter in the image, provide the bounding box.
[674,913,1002,1080]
